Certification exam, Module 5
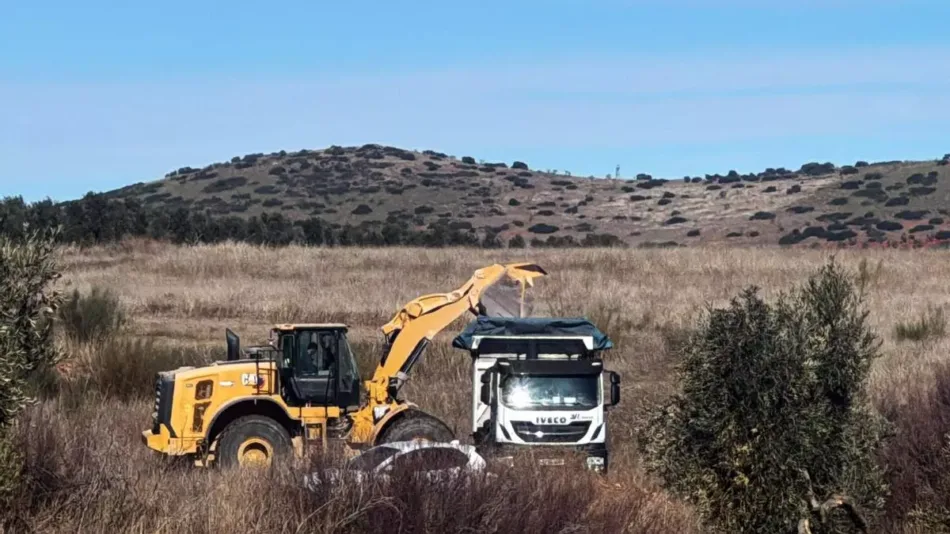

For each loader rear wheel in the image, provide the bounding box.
[216,415,291,468]
[377,411,454,444]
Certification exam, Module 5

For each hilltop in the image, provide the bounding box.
[78,145,950,247]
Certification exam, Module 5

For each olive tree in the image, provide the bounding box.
[642,260,888,533]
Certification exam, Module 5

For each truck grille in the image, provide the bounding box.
[152,373,176,436]
[511,421,591,443]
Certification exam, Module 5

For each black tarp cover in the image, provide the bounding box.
[452,316,613,351]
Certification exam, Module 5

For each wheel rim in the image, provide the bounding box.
[237,438,273,467]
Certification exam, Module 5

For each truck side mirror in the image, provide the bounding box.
[226,329,241,361]
[480,372,492,405]
[608,371,620,407]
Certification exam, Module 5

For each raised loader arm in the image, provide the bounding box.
[348,263,546,444]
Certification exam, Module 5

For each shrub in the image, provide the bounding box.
[63,338,212,402]
[57,287,126,343]
[527,223,559,234]
[800,162,836,176]
[895,210,929,220]
[840,181,861,190]
[863,172,883,180]
[830,198,849,206]
[855,161,869,167]
[508,198,521,206]
[749,211,776,221]
[910,187,936,196]
[909,224,934,234]
[512,161,528,170]
[686,229,701,237]
[0,229,62,503]
[658,198,672,206]
[351,204,373,215]
[787,206,815,214]
[262,198,283,208]
[885,197,909,207]
[630,195,649,202]
[786,185,802,194]
[642,260,887,533]
[763,186,777,193]
[840,165,859,175]
[202,176,248,194]
[894,305,946,343]
[414,206,435,215]
[507,235,526,248]
[664,216,688,225]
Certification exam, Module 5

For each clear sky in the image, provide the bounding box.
[2,1,949,202]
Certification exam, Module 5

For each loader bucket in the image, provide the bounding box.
[480,264,546,318]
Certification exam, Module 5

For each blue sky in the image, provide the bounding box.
[2,1,949,201]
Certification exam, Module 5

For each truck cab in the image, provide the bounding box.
[453,317,620,473]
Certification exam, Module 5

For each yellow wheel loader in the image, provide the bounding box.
[141,263,546,467]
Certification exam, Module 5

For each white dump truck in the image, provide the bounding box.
[452,317,620,473]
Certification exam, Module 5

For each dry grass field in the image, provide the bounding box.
[5,241,950,533]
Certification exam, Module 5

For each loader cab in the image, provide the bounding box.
[269,324,361,411]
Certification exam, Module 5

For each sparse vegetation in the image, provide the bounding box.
[58,287,127,343]
[894,305,946,343]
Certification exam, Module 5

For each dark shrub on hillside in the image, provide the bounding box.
[629,195,649,202]
[527,223,559,234]
[910,187,936,196]
[657,198,672,206]
[351,204,373,215]
[840,180,861,190]
[909,224,934,234]
[840,165,859,175]
[855,161,869,167]
[929,217,944,225]
[749,211,776,221]
[895,210,929,220]
[581,233,624,247]
[414,206,435,215]
[852,189,888,203]
[202,176,248,194]
[449,221,473,231]
[827,223,848,232]
[763,186,777,193]
[825,229,857,241]
[637,179,667,190]
[787,206,815,214]
[536,210,555,216]
[829,197,849,206]
[686,229,700,237]
[706,185,722,191]
[885,197,909,207]
[58,287,126,343]
[508,199,521,206]
[254,185,280,195]
[642,261,886,533]
[512,161,528,170]
[262,198,283,208]
[725,231,742,238]
[664,216,688,225]
[936,230,950,240]
[800,161,836,176]
[268,165,286,176]
[876,220,903,232]
[786,185,802,194]
[864,181,882,190]
[863,172,883,180]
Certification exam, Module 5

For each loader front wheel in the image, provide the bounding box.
[216,415,292,468]
[377,411,454,445]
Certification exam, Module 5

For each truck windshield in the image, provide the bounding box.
[500,375,599,411]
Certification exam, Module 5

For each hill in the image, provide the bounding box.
[37,146,950,247]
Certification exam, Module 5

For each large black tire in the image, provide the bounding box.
[215,415,292,468]
[377,411,455,444]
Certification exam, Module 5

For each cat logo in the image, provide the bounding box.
[241,373,265,387]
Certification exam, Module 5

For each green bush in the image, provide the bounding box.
[642,260,887,533]
[894,305,946,343]
[58,287,127,343]
[0,228,62,503]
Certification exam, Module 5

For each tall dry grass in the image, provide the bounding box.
[5,241,948,532]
